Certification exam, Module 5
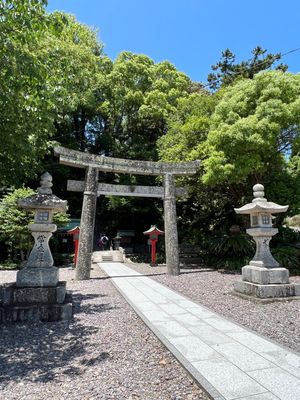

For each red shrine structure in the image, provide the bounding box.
[143,225,164,266]
[67,226,80,266]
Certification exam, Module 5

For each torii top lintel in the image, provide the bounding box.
[54,146,200,176]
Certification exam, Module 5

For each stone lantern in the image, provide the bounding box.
[234,183,300,300]
[113,235,122,250]
[0,173,72,323]
[16,172,67,287]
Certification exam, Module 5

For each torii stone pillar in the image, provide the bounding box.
[76,166,98,280]
[164,174,179,275]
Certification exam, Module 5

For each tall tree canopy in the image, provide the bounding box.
[0,0,50,186]
[203,71,300,186]
[207,46,288,90]
[91,51,192,161]
[0,2,107,186]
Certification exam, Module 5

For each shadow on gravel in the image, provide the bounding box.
[0,292,114,385]
[72,292,117,316]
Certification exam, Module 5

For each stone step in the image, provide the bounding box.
[92,250,125,263]
[102,255,113,262]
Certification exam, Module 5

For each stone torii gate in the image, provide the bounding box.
[55,146,199,278]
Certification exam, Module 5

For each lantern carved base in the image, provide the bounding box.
[234,279,300,301]
[0,281,72,323]
[16,266,59,287]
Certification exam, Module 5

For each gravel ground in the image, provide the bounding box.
[127,262,300,353]
[0,266,208,400]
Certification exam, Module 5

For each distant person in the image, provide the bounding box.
[97,234,104,250]
[100,234,109,250]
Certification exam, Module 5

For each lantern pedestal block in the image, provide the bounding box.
[0,281,72,323]
[16,266,59,288]
[241,265,289,285]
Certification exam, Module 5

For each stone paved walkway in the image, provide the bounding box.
[99,262,300,400]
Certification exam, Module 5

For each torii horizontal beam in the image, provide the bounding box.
[55,146,200,176]
[67,180,188,198]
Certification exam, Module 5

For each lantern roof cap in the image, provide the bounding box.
[235,184,288,215]
[18,172,67,212]
[143,225,164,235]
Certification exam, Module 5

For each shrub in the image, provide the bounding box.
[0,260,20,270]
[271,247,300,275]
[205,233,255,271]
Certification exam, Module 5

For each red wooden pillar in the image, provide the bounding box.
[67,226,80,266]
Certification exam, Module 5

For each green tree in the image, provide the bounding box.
[0,0,53,186]
[95,52,192,161]
[43,12,110,152]
[0,4,108,186]
[207,46,288,90]
[203,71,300,189]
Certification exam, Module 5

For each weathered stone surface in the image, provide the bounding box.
[242,265,289,285]
[234,280,300,299]
[76,166,98,280]
[247,228,280,268]
[16,266,59,287]
[11,282,66,305]
[68,180,187,198]
[56,282,67,304]
[2,303,72,323]
[0,281,72,323]
[55,146,200,176]
[61,303,73,321]
[21,228,55,269]
[0,283,14,305]
[164,174,179,276]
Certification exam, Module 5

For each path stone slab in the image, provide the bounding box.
[192,358,268,400]
[169,335,221,362]
[261,349,300,379]
[134,301,160,312]
[190,323,233,345]
[152,320,190,338]
[203,316,245,333]
[226,331,282,353]
[143,309,171,322]
[188,306,215,319]
[159,303,187,315]
[173,312,202,327]
[249,367,300,400]
[238,393,280,400]
[212,342,274,371]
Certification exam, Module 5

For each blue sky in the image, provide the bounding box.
[47,0,300,83]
